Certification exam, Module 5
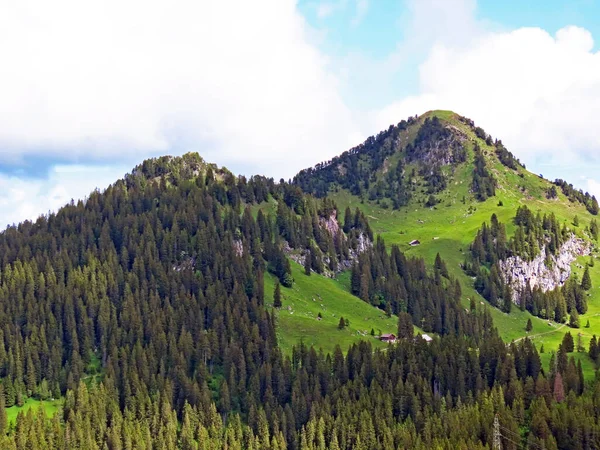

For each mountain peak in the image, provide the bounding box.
[420,109,460,121]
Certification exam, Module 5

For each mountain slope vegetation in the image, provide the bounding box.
[1,113,600,448]
[299,110,600,368]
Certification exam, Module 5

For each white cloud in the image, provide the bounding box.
[315,0,368,25]
[0,0,361,178]
[375,25,600,169]
[317,2,337,19]
[351,0,369,26]
[588,179,600,200]
[0,164,128,229]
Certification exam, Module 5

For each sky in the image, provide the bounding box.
[0,0,599,228]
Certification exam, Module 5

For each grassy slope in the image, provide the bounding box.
[329,111,599,377]
[6,397,62,425]
[4,353,104,426]
[265,262,419,355]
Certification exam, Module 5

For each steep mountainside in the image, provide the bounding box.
[295,109,600,365]
[3,113,600,448]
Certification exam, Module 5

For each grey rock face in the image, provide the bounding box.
[498,236,590,303]
[286,210,372,278]
[319,211,341,238]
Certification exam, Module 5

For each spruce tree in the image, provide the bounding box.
[525,318,532,332]
[343,206,352,233]
[397,312,414,340]
[273,281,282,308]
[553,371,565,403]
[338,317,346,330]
[569,310,580,328]
[562,332,575,352]
[581,266,592,291]
[0,385,6,435]
[589,335,599,362]
[502,285,513,313]
[591,219,599,240]
[304,251,311,276]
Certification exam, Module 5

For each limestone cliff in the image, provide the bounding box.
[498,236,590,304]
[285,210,372,277]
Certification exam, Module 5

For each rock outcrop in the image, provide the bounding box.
[407,125,467,167]
[286,209,372,278]
[319,211,341,238]
[498,236,590,303]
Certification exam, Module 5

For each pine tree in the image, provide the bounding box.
[273,281,282,308]
[397,312,414,340]
[304,251,312,276]
[577,359,585,394]
[562,332,575,352]
[577,333,584,353]
[526,318,533,332]
[350,263,361,295]
[569,309,580,329]
[434,253,448,278]
[502,284,513,313]
[343,207,352,233]
[589,335,599,362]
[338,317,346,330]
[0,385,6,435]
[581,266,592,291]
[591,219,599,240]
[553,371,565,403]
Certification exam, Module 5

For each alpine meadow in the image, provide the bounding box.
[3,109,600,450]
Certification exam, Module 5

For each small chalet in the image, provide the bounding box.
[421,334,433,343]
[380,333,397,344]
[409,240,421,246]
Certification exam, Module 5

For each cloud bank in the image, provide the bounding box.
[0,165,129,228]
[0,0,360,177]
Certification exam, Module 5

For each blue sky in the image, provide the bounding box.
[297,0,600,107]
[0,0,599,228]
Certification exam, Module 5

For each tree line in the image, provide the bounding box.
[1,152,600,448]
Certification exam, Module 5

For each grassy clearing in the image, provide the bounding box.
[6,397,62,425]
[266,262,420,355]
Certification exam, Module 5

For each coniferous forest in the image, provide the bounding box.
[2,127,600,450]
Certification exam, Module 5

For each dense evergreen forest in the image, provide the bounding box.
[293,113,523,209]
[348,237,493,341]
[1,150,600,449]
[293,117,414,200]
[293,115,470,205]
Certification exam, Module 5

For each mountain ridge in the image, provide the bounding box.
[2,109,600,448]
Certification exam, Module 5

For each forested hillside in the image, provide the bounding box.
[2,112,600,449]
